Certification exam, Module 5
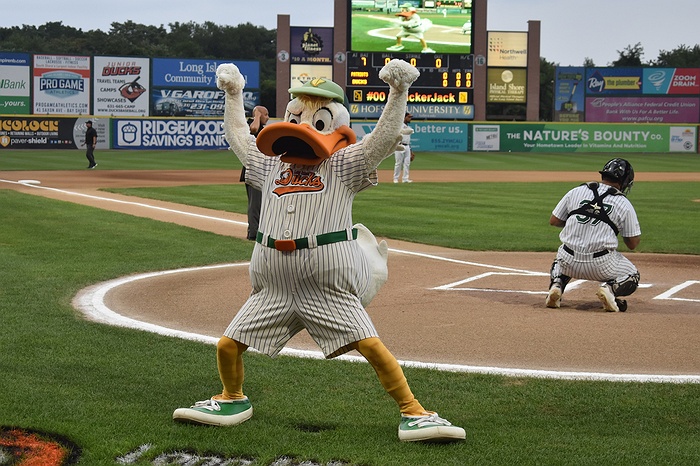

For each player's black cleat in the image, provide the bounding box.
[615,299,628,312]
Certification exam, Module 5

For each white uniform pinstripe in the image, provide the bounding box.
[225,139,385,358]
[550,183,641,285]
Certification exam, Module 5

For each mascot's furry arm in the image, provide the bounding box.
[361,59,419,170]
[215,64,254,166]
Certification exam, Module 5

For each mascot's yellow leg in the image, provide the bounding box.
[214,336,248,400]
[353,337,425,416]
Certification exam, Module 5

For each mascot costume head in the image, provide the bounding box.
[172,59,466,443]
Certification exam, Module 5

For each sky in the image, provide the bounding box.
[1,0,698,66]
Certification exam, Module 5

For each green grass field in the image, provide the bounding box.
[1,150,700,464]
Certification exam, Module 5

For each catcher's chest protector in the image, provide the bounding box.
[567,182,622,235]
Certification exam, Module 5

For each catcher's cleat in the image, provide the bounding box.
[398,412,466,442]
[545,285,562,308]
[596,284,619,312]
[173,397,252,426]
[386,44,405,51]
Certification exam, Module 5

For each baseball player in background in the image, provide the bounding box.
[386,6,435,53]
[546,158,641,312]
[173,59,465,443]
[393,112,414,183]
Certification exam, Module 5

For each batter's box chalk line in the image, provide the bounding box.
[434,271,549,294]
[654,280,700,302]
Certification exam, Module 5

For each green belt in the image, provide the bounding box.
[256,228,358,252]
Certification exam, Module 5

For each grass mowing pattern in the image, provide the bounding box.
[108,181,700,255]
[3,150,700,172]
[1,151,700,463]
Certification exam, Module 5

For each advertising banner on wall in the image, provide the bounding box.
[0,116,109,150]
[351,121,469,152]
[642,68,700,95]
[290,27,334,64]
[487,31,528,68]
[151,58,259,116]
[112,118,228,150]
[585,96,700,123]
[152,58,259,89]
[150,88,226,117]
[553,66,585,122]
[0,52,31,115]
[487,68,527,103]
[472,124,500,151]
[472,123,697,153]
[585,67,643,96]
[93,56,150,116]
[348,102,474,120]
[290,64,334,89]
[33,55,91,115]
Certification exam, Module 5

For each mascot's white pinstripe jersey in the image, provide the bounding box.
[225,139,386,358]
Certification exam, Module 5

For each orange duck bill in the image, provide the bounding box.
[256,122,356,165]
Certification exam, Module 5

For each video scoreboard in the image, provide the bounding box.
[346,52,474,105]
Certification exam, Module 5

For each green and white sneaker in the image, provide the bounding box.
[398,412,466,442]
[173,397,253,426]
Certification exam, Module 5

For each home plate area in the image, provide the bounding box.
[103,246,700,378]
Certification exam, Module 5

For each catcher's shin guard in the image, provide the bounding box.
[611,272,640,297]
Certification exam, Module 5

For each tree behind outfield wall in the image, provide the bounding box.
[2,21,699,120]
[0,20,277,114]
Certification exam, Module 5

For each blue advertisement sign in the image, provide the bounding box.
[351,121,468,152]
[349,103,474,120]
[113,118,228,150]
[0,51,30,66]
[553,66,585,122]
[585,67,643,95]
[152,58,259,89]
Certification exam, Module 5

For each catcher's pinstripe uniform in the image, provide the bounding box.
[225,138,383,358]
[548,176,641,311]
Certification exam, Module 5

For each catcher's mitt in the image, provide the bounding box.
[410,150,415,161]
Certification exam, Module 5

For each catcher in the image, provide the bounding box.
[546,158,641,312]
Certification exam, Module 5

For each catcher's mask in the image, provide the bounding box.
[599,158,634,194]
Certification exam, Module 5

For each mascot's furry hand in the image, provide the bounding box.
[216,64,246,95]
[378,59,419,93]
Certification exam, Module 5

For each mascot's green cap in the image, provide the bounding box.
[289,78,345,104]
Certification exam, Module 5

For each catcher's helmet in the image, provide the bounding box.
[599,158,634,194]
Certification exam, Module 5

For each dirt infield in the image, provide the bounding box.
[2,169,700,378]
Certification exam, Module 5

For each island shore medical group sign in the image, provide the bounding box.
[33,55,90,115]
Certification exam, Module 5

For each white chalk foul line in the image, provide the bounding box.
[7,178,699,383]
[1,178,248,227]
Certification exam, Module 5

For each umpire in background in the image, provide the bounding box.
[240,106,269,240]
[546,158,641,312]
[81,120,98,169]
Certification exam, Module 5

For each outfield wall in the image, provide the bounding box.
[1,115,697,154]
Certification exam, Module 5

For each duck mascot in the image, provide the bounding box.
[173,59,465,443]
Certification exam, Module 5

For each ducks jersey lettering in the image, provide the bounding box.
[273,168,325,197]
